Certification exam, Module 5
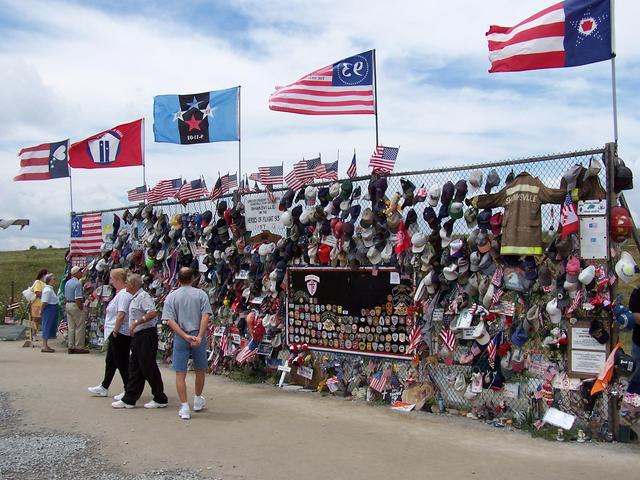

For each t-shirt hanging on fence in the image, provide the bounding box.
[287,267,414,359]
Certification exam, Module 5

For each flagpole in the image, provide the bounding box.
[610,0,619,143]
[373,48,379,146]
[237,85,242,184]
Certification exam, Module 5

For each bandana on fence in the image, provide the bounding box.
[439,327,457,352]
[406,324,423,355]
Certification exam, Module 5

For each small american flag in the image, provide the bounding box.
[490,288,504,309]
[346,152,357,179]
[406,324,422,355]
[249,172,260,182]
[236,344,258,364]
[369,368,392,393]
[57,317,68,336]
[295,157,321,180]
[210,175,224,200]
[487,331,502,368]
[266,184,276,203]
[212,335,230,370]
[127,185,148,202]
[315,160,338,181]
[148,178,182,203]
[368,145,399,174]
[176,178,208,204]
[439,327,457,352]
[284,167,306,191]
[469,304,489,316]
[566,290,583,316]
[258,165,284,185]
[221,173,238,191]
[326,376,340,392]
[70,213,103,257]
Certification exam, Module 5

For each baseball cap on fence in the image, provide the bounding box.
[469,251,481,272]
[468,170,483,192]
[584,156,603,180]
[404,208,418,229]
[341,222,355,241]
[440,181,455,206]
[479,252,496,276]
[340,180,353,198]
[401,178,416,206]
[428,185,441,207]
[318,187,330,207]
[464,206,478,228]
[484,169,500,194]
[360,207,375,229]
[454,180,468,203]
[294,187,306,203]
[476,231,491,253]
[412,232,428,253]
[423,206,438,230]
[615,251,640,284]
[387,212,402,233]
[438,203,449,221]
[490,213,503,236]
[505,169,515,185]
[305,186,318,203]
[439,219,455,248]
[562,164,582,191]
[449,238,465,258]
[477,209,492,231]
[449,202,464,220]
[348,204,362,223]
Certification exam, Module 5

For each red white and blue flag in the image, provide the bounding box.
[560,192,580,239]
[176,178,208,204]
[346,152,357,179]
[315,160,339,181]
[210,175,224,200]
[127,185,148,202]
[406,324,423,355]
[14,140,70,181]
[236,343,258,364]
[369,146,399,174]
[70,213,103,257]
[221,173,238,192]
[487,0,613,73]
[439,327,457,352]
[148,178,181,203]
[258,165,284,185]
[269,50,375,115]
[369,368,392,393]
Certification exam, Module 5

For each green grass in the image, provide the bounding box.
[0,248,67,306]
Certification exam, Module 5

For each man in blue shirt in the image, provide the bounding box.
[64,266,89,354]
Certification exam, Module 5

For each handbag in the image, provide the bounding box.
[22,287,36,303]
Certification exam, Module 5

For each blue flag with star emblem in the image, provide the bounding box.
[153,86,239,144]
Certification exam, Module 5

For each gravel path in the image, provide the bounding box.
[0,392,208,480]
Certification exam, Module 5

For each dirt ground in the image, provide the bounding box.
[1,340,639,480]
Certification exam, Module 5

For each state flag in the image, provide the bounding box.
[153,87,239,144]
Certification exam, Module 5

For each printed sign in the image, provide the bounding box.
[297,365,314,380]
[568,320,608,378]
[244,192,283,233]
[287,267,413,359]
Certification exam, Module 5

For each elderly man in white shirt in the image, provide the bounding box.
[112,273,168,409]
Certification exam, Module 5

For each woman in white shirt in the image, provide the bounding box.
[40,273,59,353]
[87,268,133,399]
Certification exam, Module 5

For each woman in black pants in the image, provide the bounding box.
[87,268,133,400]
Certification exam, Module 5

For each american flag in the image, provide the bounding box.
[368,146,399,174]
[487,332,502,368]
[249,172,260,182]
[211,335,229,370]
[176,178,208,204]
[14,140,70,181]
[566,289,583,316]
[326,376,340,392]
[346,152,357,179]
[439,327,457,352]
[315,160,338,181]
[490,288,504,309]
[268,50,375,115]
[265,184,276,203]
[469,304,489,316]
[127,185,148,202]
[258,165,284,185]
[210,175,224,200]
[70,213,103,257]
[295,157,321,179]
[147,178,182,203]
[406,324,422,355]
[221,173,238,192]
[236,344,258,364]
[284,168,305,191]
[369,368,392,393]
[57,317,68,336]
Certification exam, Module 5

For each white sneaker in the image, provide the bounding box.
[111,400,134,409]
[178,405,191,420]
[113,392,125,401]
[193,395,206,412]
[144,400,168,409]
[88,385,108,397]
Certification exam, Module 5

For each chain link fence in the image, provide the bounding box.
[75,145,617,439]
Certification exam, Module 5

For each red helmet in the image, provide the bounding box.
[610,206,633,243]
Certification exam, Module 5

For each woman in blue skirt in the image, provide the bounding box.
[40,273,59,353]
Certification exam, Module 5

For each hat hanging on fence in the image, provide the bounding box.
[440,181,455,206]
[453,180,468,203]
[615,251,639,284]
[423,206,438,230]
[484,169,500,194]
[562,164,582,191]
[427,185,441,207]
[583,156,603,180]
[505,169,515,185]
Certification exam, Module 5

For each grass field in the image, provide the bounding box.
[0,248,67,306]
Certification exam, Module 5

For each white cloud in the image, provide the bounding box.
[1,0,640,250]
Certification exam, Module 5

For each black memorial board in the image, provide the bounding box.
[287,267,414,359]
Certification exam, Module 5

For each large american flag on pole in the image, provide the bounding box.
[269,50,375,115]
[368,146,399,174]
[70,213,103,257]
[258,165,284,185]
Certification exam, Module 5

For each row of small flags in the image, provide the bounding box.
[126,146,398,205]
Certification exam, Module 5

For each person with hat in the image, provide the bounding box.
[27,268,48,343]
[64,266,89,354]
[112,273,169,409]
[88,268,133,400]
[162,267,212,420]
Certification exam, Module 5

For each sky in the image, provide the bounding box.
[1,0,639,251]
